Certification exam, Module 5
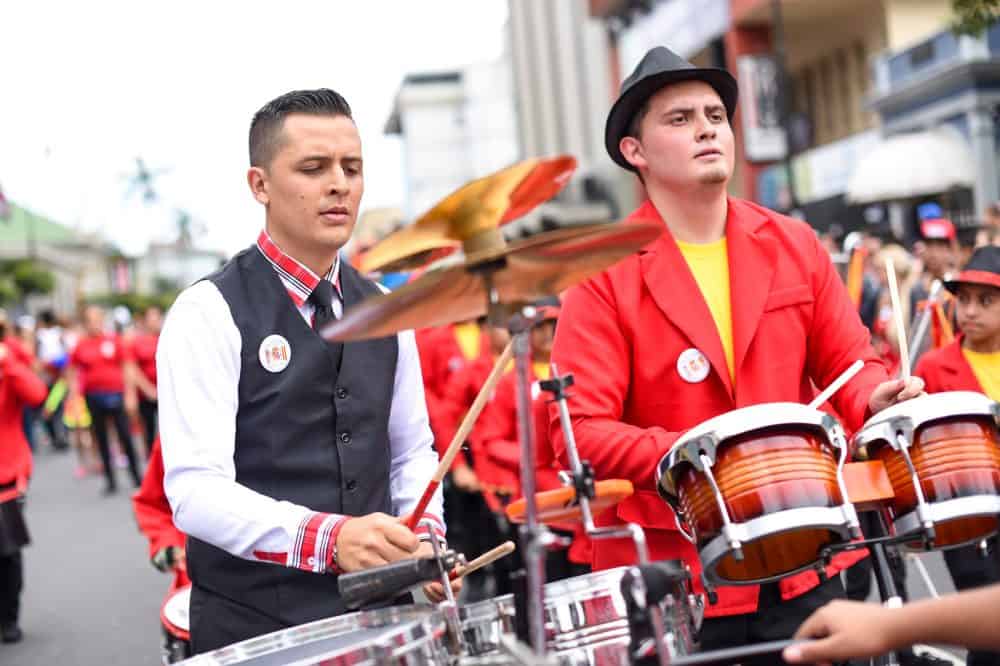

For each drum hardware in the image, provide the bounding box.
[904,279,944,371]
[425,524,464,658]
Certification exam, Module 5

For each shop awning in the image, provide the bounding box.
[845,126,976,204]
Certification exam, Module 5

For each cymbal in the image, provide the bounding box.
[322,219,663,342]
[505,480,635,525]
[360,156,577,274]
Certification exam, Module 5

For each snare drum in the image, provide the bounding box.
[852,391,1000,549]
[161,584,191,663]
[656,403,859,586]
[179,605,449,666]
[459,595,514,657]
[542,566,698,665]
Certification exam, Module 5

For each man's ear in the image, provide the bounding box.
[619,136,646,171]
[247,167,269,206]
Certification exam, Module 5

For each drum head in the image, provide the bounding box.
[161,585,191,640]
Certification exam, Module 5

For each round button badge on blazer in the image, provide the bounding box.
[677,348,710,383]
[258,334,291,373]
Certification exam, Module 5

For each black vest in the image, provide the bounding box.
[186,247,398,649]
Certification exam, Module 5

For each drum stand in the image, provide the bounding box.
[541,369,674,666]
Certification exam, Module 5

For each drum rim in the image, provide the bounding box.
[160,585,192,638]
[892,494,1000,550]
[184,604,446,665]
[853,391,999,451]
[656,402,844,498]
[699,504,857,586]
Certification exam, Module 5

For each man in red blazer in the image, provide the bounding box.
[913,246,1000,666]
[0,338,48,643]
[549,46,924,653]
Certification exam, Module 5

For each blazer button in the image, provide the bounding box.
[340,431,351,444]
[336,387,348,399]
[345,480,357,492]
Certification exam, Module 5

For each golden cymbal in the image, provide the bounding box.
[360,156,576,274]
[322,220,663,342]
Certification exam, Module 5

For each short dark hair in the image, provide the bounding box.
[249,89,354,167]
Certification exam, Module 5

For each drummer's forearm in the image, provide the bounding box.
[884,584,1000,651]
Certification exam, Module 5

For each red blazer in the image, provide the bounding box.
[416,325,491,468]
[549,198,886,617]
[132,437,185,558]
[914,336,985,395]
[0,351,47,486]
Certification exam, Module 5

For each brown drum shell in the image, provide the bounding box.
[874,417,1000,548]
[675,427,844,582]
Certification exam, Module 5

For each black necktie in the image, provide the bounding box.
[309,279,337,332]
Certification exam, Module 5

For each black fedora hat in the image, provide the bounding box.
[944,246,1000,293]
[605,46,738,172]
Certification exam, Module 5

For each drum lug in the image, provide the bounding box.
[700,572,718,606]
[698,453,743,560]
[893,432,938,545]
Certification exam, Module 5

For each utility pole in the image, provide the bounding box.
[771,0,800,213]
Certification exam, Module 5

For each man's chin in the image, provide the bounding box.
[697,168,729,186]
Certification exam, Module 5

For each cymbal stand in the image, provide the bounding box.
[542,368,672,666]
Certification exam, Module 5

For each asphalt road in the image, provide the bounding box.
[4,444,166,666]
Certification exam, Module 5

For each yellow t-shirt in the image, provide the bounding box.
[453,321,481,362]
[676,238,734,383]
[963,348,1000,401]
[532,361,551,381]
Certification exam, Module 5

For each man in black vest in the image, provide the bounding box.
[157,89,456,654]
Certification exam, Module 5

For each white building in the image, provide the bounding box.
[384,60,520,220]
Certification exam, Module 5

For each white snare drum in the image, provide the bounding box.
[852,391,1000,550]
[656,403,859,587]
[542,566,699,666]
[162,585,191,639]
[178,605,449,666]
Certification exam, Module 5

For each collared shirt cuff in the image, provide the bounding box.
[413,512,446,542]
[290,512,345,574]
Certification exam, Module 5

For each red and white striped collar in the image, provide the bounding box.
[256,230,342,307]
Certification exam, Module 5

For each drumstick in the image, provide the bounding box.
[808,359,865,410]
[884,256,911,378]
[404,341,515,531]
[451,541,516,579]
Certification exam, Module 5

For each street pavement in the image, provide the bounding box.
[4,443,166,666]
[1,439,973,665]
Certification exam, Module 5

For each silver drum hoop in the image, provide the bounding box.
[178,604,449,666]
[459,595,514,657]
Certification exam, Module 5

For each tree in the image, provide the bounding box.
[953,0,1000,36]
[0,259,55,305]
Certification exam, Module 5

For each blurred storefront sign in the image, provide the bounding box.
[618,0,729,71]
[737,54,787,163]
[758,130,878,211]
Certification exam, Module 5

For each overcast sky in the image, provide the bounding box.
[0,0,509,256]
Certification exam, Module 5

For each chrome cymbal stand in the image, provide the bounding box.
[542,367,673,666]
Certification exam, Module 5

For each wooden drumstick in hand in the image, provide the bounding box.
[451,541,516,579]
[405,341,514,531]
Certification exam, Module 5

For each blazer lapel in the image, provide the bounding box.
[727,200,777,383]
[638,204,733,397]
[941,336,984,392]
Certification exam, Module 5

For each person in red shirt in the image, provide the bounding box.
[69,305,143,494]
[133,436,186,574]
[550,46,923,654]
[129,306,162,452]
[0,336,48,643]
